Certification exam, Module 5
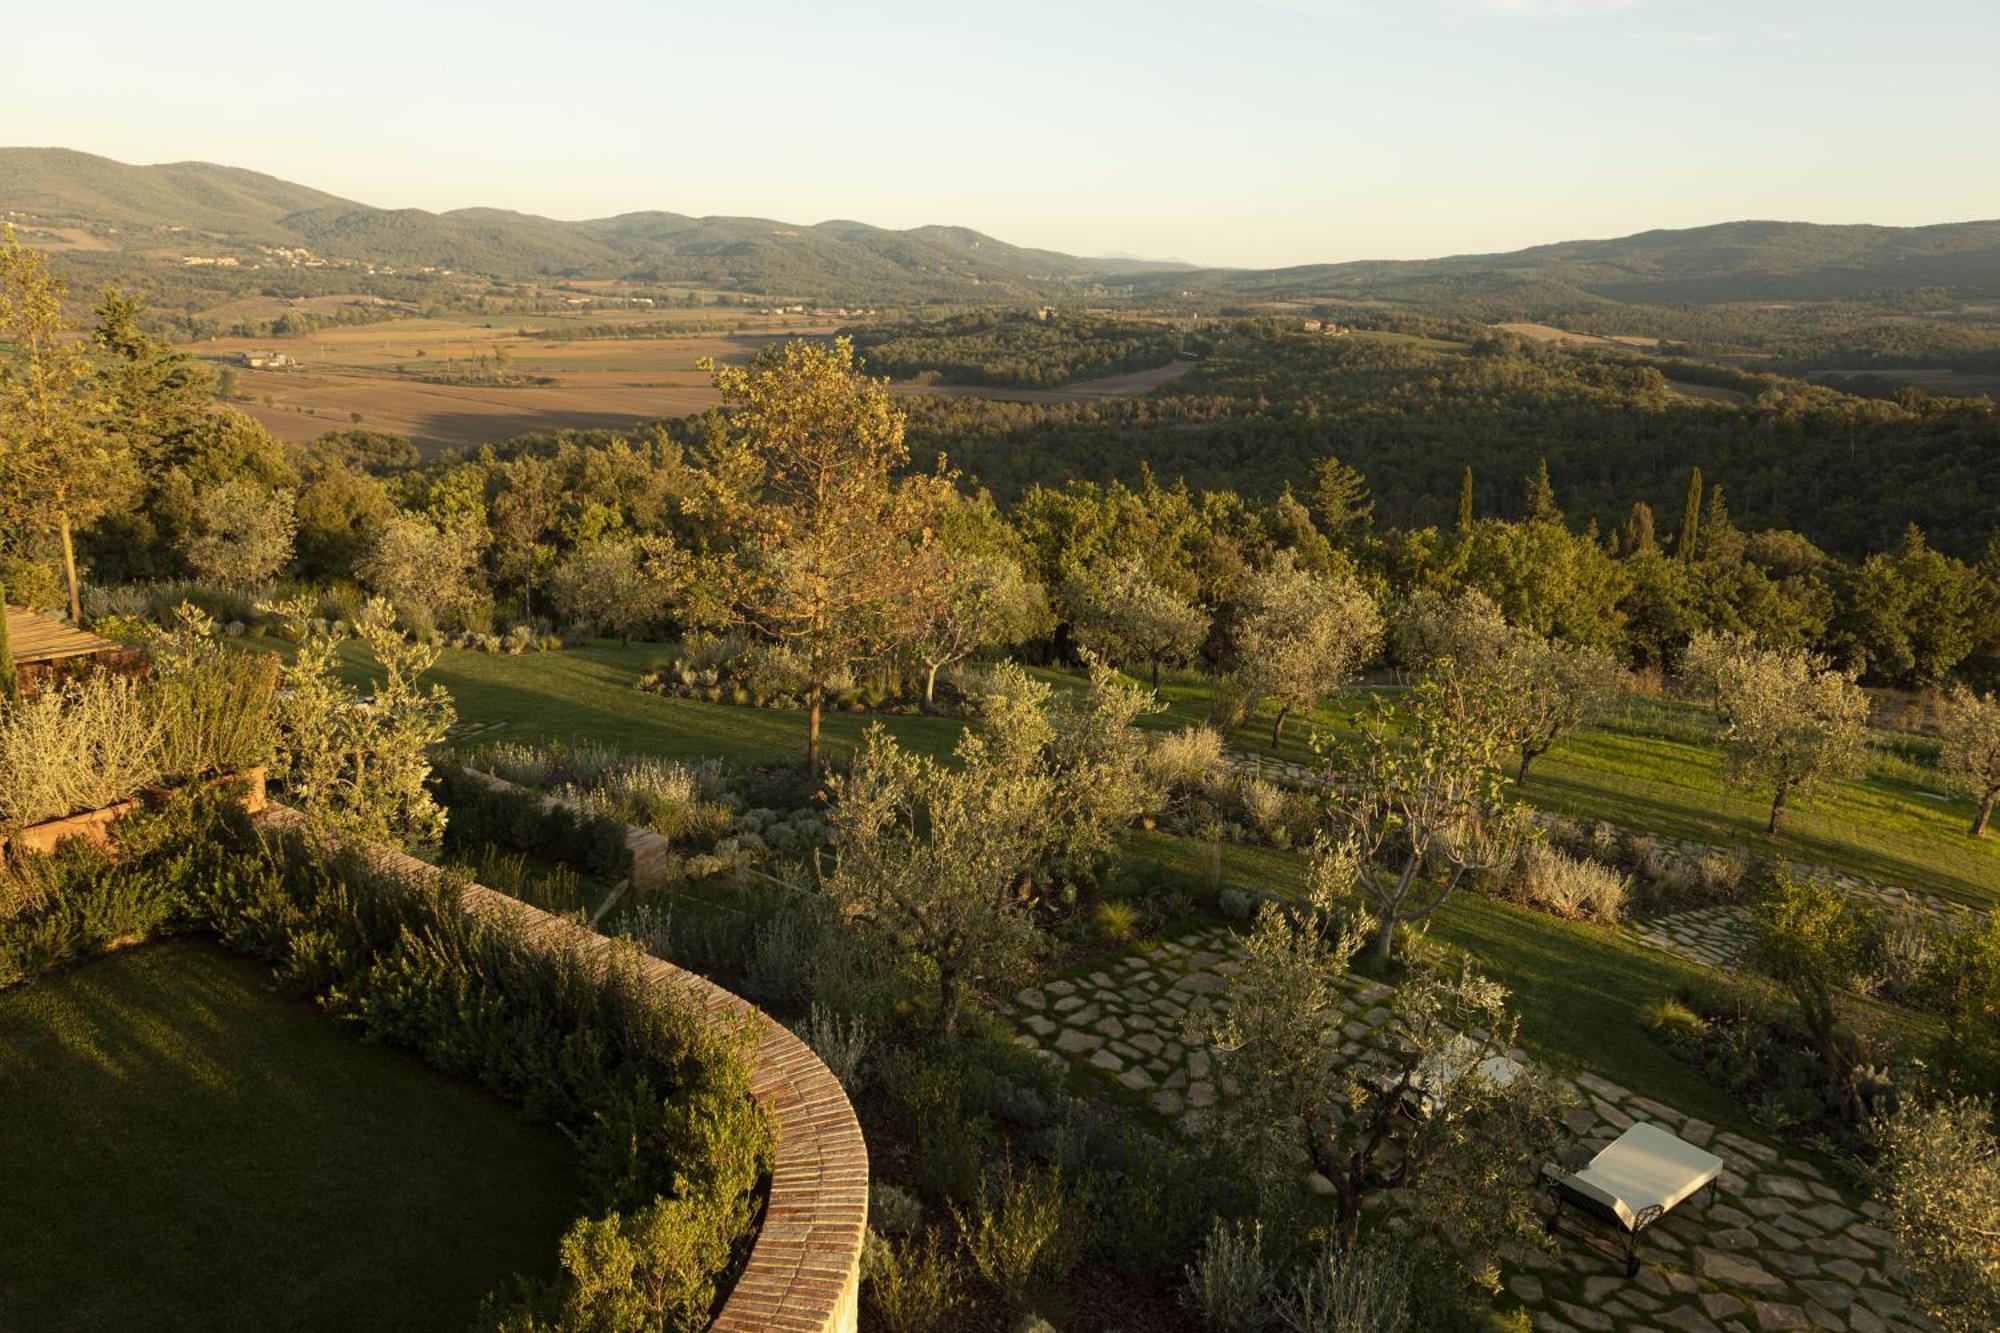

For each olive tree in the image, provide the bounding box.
[181,480,296,589]
[0,227,134,623]
[1938,687,2000,836]
[1232,551,1382,749]
[1683,632,1868,835]
[1876,1096,2000,1332]
[906,549,1046,706]
[1327,660,1526,961]
[1201,889,1563,1279]
[1494,632,1623,785]
[1064,557,1207,686]
[1390,586,1511,678]
[262,595,455,851]
[821,674,1056,1038]
[356,510,487,633]
[548,538,669,644]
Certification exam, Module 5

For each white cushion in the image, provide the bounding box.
[1573,1122,1724,1230]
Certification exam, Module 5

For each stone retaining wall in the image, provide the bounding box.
[456,766,675,889]
[256,804,867,1333]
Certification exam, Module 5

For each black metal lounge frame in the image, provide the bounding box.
[1541,1163,1722,1277]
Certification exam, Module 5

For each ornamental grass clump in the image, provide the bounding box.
[1509,842,1630,922]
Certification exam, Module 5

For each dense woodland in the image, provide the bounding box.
[892,319,2000,560]
[2,260,1996,696]
[849,310,1193,387]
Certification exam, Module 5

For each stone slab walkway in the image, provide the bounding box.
[1629,871,1986,975]
[1009,928,1934,1333]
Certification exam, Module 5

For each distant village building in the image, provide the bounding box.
[243,350,298,369]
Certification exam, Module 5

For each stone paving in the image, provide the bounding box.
[1629,872,1987,973]
[1010,927,1934,1333]
[1013,926,1396,1128]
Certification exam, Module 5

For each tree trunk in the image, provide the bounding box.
[938,965,959,1041]
[806,685,823,774]
[1150,659,1160,688]
[1517,747,1534,786]
[925,661,940,707]
[1271,704,1291,750]
[58,513,81,625]
[1973,787,1997,837]
[1371,912,1397,961]
[1768,786,1787,836]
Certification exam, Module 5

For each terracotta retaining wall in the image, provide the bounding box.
[255,804,867,1333]
[1,767,267,870]
[455,767,674,890]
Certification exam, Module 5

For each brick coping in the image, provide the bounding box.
[256,805,867,1333]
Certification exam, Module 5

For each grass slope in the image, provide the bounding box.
[386,643,1998,904]
[392,640,966,767]
[1129,672,2000,909]
[0,940,578,1333]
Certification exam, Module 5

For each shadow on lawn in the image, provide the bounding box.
[0,941,577,1333]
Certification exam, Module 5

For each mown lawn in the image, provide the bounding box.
[299,637,1997,913]
[259,637,969,768]
[0,940,579,1333]
[1120,827,1783,1140]
[1115,670,2000,909]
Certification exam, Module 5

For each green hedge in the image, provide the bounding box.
[0,791,772,1331]
[435,761,634,884]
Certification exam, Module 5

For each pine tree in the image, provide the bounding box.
[1700,483,1742,562]
[1676,466,1703,562]
[1619,501,1657,556]
[1456,467,1475,533]
[1310,454,1374,544]
[0,228,133,623]
[1523,457,1561,525]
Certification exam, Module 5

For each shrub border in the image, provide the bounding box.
[255,803,867,1333]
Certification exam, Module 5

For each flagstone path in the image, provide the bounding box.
[1009,927,1934,1333]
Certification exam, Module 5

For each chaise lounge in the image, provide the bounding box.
[1543,1121,1724,1276]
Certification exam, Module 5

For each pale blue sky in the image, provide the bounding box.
[5,0,1996,267]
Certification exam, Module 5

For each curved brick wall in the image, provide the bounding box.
[256,806,867,1333]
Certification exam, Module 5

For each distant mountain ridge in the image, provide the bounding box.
[1115,218,2000,307]
[3,147,1997,307]
[0,147,1175,301]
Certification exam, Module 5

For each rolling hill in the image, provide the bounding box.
[0,147,1176,300]
[3,147,1998,312]
[1115,219,2000,308]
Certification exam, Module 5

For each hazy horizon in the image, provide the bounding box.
[5,0,1998,268]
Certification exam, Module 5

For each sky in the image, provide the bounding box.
[4,0,1997,268]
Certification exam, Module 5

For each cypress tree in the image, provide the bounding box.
[0,583,15,701]
[1676,467,1703,562]
[1456,467,1475,533]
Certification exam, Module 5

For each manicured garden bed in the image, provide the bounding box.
[0,939,579,1333]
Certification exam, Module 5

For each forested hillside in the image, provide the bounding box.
[899,323,2000,558]
[850,310,1194,387]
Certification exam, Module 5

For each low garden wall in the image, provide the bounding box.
[0,766,267,870]
[437,764,674,889]
[254,804,867,1333]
